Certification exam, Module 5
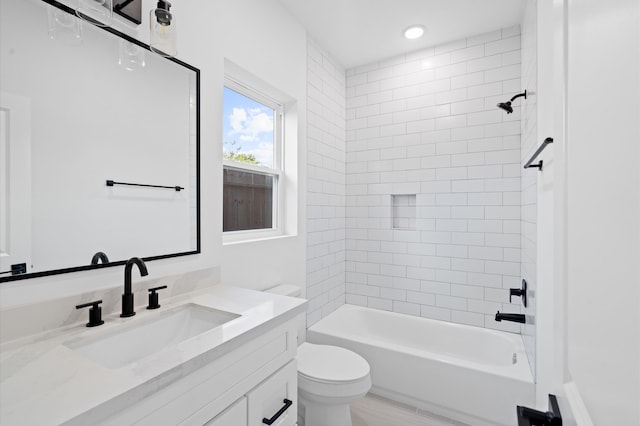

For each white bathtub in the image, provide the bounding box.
[307,304,534,426]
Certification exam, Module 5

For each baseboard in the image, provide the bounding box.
[563,382,594,426]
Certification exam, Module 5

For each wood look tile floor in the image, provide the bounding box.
[350,393,471,426]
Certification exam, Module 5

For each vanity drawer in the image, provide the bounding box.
[204,397,247,426]
[247,360,297,426]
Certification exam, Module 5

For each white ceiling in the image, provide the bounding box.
[276,0,526,69]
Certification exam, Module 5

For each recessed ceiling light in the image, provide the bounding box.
[404,25,425,40]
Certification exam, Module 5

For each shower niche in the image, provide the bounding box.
[391,194,416,230]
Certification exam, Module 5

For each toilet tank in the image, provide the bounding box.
[265,284,302,298]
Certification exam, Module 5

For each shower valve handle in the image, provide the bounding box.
[509,288,524,302]
[509,279,528,307]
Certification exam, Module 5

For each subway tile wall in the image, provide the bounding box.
[344,27,524,332]
[306,38,347,326]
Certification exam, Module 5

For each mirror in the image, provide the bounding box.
[0,0,200,282]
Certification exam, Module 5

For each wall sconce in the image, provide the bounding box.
[150,0,177,57]
[76,0,113,27]
[48,6,83,44]
[118,40,146,71]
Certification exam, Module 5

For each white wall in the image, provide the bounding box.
[344,28,524,331]
[218,0,307,292]
[0,0,307,308]
[306,38,347,326]
[520,0,538,380]
[528,0,566,411]
[564,0,640,423]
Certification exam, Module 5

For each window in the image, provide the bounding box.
[222,79,283,235]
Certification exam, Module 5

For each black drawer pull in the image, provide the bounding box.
[262,398,293,425]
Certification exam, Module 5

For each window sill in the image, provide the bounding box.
[222,230,295,246]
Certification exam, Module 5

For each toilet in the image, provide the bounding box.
[265,285,372,426]
[296,342,371,426]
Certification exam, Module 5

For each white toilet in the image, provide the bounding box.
[296,342,371,426]
[264,285,371,426]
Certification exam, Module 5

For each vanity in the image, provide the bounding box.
[0,1,307,423]
[0,285,306,425]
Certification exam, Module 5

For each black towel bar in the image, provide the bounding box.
[524,137,554,171]
[106,179,184,192]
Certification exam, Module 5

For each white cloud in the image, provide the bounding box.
[227,107,273,143]
[229,107,247,133]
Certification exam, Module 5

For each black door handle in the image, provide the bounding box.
[262,398,293,425]
[517,394,562,426]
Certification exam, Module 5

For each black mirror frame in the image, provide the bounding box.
[0,0,201,283]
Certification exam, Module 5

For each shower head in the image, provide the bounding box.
[497,90,527,114]
[497,101,513,114]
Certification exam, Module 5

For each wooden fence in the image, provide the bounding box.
[223,168,273,231]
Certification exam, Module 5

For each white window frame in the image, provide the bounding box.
[222,77,285,243]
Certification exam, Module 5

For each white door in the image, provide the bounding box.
[0,92,32,277]
[531,1,640,425]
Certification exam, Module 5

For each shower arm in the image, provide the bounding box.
[510,91,527,102]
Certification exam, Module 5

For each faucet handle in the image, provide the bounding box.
[76,300,105,327]
[509,279,528,307]
[147,285,167,310]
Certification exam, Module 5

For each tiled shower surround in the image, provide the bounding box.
[306,38,347,326]
[344,27,524,332]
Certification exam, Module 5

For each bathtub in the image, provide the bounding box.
[307,304,534,426]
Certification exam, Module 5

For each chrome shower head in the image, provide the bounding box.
[497,90,527,114]
[497,101,513,114]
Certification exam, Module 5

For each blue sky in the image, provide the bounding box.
[222,87,274,168]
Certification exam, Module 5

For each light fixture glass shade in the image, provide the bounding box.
[118,40,146,71]
[76,0,113,27]
[149,1,176,57]
[48,7,83,44]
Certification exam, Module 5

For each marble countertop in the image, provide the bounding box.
[0,285,307,425]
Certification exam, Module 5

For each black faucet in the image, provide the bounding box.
[121,257,148,317]
[90,251,110,265]
[495,311,526,323]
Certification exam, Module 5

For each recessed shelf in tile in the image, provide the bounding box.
[392,194,416,230]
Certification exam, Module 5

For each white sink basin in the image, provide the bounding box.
[65,304,240,368]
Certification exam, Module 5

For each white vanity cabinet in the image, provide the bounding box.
[85,317,300,426]
[206,360,297,426]
[205,398,247,425]
[0,286,307,426]
[246,360,297,426]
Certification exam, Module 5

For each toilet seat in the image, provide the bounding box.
[297,343,370,383]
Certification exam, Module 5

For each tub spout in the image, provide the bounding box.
[495,311,526,323]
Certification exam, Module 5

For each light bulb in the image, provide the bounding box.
[149,1,176,56]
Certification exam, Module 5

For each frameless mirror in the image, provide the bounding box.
[0,0,200,282]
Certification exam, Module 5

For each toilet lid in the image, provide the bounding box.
[297,343,370,383]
